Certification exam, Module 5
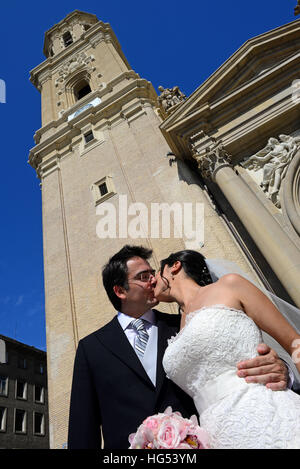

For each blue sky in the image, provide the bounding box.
[0,0,298,351]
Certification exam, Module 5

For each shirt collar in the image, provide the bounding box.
[117,309,156,331]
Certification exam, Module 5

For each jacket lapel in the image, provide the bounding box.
[155,311,180,397]
[95,316,155,389]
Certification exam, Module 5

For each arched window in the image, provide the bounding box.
[74,79,92,101]
[63,31,73,48]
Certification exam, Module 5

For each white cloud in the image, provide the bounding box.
[15,295,24,306]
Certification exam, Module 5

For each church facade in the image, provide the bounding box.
[29,11,300,448]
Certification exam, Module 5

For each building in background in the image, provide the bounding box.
[0,335,49,449]
[29,10,300,447]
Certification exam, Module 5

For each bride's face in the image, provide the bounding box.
[153,265,174,302]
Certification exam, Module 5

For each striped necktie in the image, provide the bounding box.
[131,318,149,358]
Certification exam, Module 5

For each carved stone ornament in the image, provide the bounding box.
[157,85,186,114]
[295,0,300,15]
[195,138,233,180]
[55,52,95,84]
[241,134,300,208]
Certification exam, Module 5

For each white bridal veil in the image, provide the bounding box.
[205,258,300,382]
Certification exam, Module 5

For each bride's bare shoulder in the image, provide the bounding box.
[217,273,247,286]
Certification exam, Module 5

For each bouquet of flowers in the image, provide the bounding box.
[128,407,210,449]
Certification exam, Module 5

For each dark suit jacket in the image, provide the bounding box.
[68,310,198,449]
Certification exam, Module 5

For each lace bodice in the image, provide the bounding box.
[163,304,300,449]
[163,305,262,398]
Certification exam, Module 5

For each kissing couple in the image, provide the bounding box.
[68,244,300,449]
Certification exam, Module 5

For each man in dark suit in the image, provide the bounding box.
[68,245,291,449]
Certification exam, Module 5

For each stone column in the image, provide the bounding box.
[195,139,300,307]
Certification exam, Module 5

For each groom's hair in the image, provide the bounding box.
[160,250,213,287]
[102,245,153,311]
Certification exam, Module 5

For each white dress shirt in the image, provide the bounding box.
[117,309,158,386]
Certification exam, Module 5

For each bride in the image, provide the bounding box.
[153,249,300,449]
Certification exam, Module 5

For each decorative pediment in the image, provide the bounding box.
[160,19,300,159]
[162,19,300,127]
[212,53,289,102]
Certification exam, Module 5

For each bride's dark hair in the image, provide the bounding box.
[160,250,213,287]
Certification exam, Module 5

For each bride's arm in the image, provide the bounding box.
[225,274,300,375]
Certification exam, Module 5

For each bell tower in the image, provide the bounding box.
[28,10,183,448]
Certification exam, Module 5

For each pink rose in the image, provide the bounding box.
[143,415,164,437]
[156,417,182,449]
[171,414,191,440]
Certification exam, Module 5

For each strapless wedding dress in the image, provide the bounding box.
[163,305,300,449]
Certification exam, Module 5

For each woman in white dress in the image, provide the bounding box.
[153,250,300,449]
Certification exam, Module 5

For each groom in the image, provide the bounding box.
[68,244,291,449]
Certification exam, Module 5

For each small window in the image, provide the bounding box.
[18,357,27,369]
[91,176,116,206]
[0,376,8,396]
[15,409,26,434]
[0,339,6,364]
[63,31,73,47]
[83,24,91,31]
[0,407,7,432]
[34,385,44,404]
[99,182,108,197]
[34,413,45,436]
[35,362,44,375]
[16,381,27,400]
[84,131,94,144]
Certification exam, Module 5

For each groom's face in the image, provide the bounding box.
[123,257,158,317]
